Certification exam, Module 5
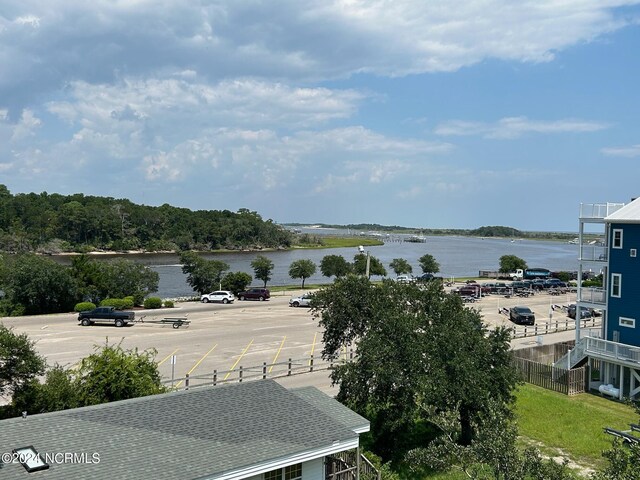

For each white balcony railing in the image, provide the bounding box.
[580,203,625,220]
[585,337,640,365]
[579,287,606,305]
[579,245,608,262]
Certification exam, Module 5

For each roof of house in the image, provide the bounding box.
[606,197,640,223]
[0,380,369,480]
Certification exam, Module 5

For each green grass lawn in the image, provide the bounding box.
[515,383,637,468]
[395,384,636,479]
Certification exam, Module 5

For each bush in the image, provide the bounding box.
[99,298,128,310]
[143,297,163,309]
[122,296,135,309]
[163,300,174,308]
[10,304,26,317]
[74,302,97,312]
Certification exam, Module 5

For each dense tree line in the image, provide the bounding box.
[0,254,158,315]
[0,185,292,253]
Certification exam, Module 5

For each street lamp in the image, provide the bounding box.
[358,245,371,278]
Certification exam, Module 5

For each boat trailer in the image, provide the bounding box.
[135,316,190,329]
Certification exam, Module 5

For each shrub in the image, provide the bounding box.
[99,298,127,310]
[163,300,174,308]
[9,304,26,317]
[122,296,135,309]
[74,302,97,312]
[143,297,163,309]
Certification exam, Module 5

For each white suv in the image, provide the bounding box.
[289,293,313,307]
[200,291,235,304]
[395,275,414,283]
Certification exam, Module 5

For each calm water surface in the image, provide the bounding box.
[58,234,582,298]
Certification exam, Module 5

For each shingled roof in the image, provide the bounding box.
[606,197,640,223]
[0,380,368,480]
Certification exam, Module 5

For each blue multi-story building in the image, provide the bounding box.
[556,199,640,400]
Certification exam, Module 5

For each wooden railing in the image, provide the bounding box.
[326,450,380,480]
[165,350,355,389]
[511,316,601,339]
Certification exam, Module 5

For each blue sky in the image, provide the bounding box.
[1,1,640,232]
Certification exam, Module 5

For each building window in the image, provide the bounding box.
[620,317,636,328]
[284,464,302,480]
[612,229,623,249]
[631,249,637,258]
[264,464,302,480]
[611,273,622,298]
[264,470,281,480]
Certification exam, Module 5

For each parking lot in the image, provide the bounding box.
[0,283,589,386]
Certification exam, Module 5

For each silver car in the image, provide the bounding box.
[289,293,313,308]
[200,290,235,304]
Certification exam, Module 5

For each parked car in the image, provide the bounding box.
[237,288,270,301]
[289,293,313,307]
[567,304,594,319]
[200,290,235,304]
[543,279,567,289]
[509,306,535,325]
[531,279,546,290]
[417,273,435,282]
[78,306,135,327]
[509,281,529,291]
[491,282,509,293]
[456,284,482,297]
[395,274,414,283]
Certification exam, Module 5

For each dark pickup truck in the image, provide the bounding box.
[78,307,135,327]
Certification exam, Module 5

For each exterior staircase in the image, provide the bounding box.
[553,337,588,370]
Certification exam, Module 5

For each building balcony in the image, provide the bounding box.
[578,287,606,305]
[579,245,607,262]
[585,337,640,366]
[580,203,625,220]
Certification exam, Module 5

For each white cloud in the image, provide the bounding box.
[313,173,359,193]
[397,186,422,199]
[434,116,609,139]
[11,109,42,141]
[14,15,41,28]
[601,144,640,157]
[1,1,637,101]
[46,78,364,134]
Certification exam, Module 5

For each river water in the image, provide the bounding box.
[56,233,584,298]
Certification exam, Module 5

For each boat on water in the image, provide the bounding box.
[406,235,427,243]
[568,238,579,244]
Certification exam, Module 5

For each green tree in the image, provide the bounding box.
[389,258,412,276]
[289,259,316,288]
[418,253,440,274]
[591,439,640,480]
[2,253,78,314]
[591,400,640,480]
[407,405,575,479]
[221,271,253,295]
[180,251,230,294]
[353,253,386,278]
[0,325,46,398]
[11,365,80,415]
[320,254,352,278]
[251,255,275,287]
[75,342,167,405]
[312,276,518,457]
[499,255,527,273]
